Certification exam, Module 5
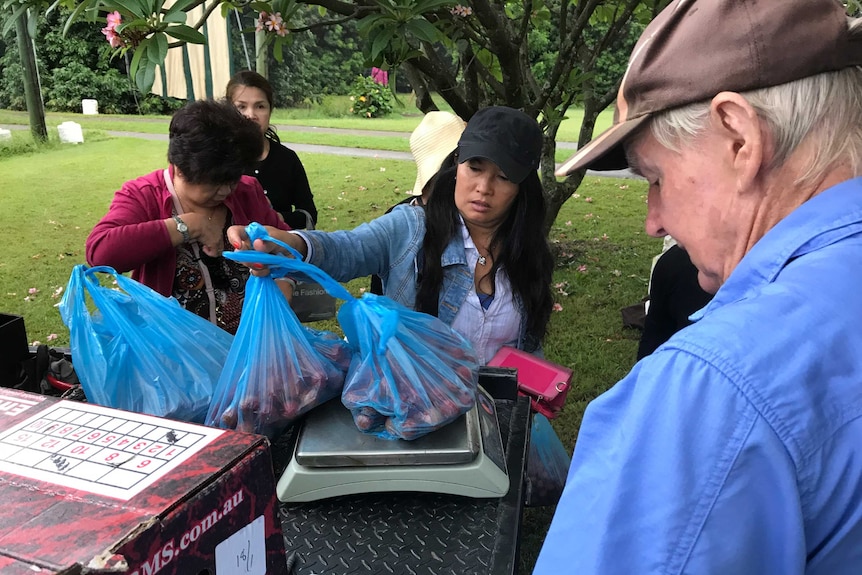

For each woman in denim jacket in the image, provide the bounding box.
[229,106,554,363]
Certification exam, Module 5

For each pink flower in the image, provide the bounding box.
[47,334,58,341]
[28,287,39,295]
[585,197,594,203]
[264,12,287,36]
[106,10,122,27]
[450,4,473,16]
[577,264,588,273]
[102,11,124,48]
[552,303,563,312]
[371,67,389,86]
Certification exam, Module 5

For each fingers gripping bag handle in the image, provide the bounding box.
[58,264,232,423]
[208,224,352,438]
[226,222,355,302]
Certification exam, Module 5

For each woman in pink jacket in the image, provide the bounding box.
[86,99,290,334]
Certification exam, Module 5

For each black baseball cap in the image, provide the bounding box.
[457,106,543,184]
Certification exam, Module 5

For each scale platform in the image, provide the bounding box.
[276,387,509,502]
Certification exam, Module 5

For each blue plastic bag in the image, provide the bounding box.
[204,224,351,438]
[234,223,480,441]
[338,294,480,440]
[526,414,572,507]
[58,265,232,423]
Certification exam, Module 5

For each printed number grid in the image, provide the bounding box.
[0,402,222,500]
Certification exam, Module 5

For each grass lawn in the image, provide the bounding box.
[0,128,657,574]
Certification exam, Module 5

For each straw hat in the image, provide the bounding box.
[409,111,467,196]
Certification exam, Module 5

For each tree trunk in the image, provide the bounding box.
[401,62,436,113]
[540,95,604,235]
[15,10,47,143]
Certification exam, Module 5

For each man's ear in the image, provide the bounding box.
[710,92,766,191]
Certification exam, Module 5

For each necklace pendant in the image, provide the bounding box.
[478,255,487,266]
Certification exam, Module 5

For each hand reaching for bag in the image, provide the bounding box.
[226,225,308,276]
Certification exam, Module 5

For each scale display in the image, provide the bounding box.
[277,387,509,502]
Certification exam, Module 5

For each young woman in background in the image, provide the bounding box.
[226,70,319,229]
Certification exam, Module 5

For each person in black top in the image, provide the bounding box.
[637,243,714,360]
[226,70,318,229]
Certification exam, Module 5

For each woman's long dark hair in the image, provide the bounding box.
[415,160,555,345]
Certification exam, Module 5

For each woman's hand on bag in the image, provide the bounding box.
[226,224,251,251]
[227,226,306,256]
[226,225,308,276]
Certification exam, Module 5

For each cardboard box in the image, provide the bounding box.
[0,388,288,574]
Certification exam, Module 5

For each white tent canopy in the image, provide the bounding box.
[151,0,231,101]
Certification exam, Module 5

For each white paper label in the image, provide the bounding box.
[215,514,266,575]
[0,401,222,500]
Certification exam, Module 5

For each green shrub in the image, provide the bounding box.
[348,75,393,118]
[135,93,185,115]
[45,63,133,113]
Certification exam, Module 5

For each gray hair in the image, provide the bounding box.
[649,47,862,185]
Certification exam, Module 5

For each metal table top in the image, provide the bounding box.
[271,395,530,575]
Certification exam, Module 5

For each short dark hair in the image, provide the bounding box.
[167,99,263,185]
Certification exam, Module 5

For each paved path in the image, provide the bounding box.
[2,122,636,179]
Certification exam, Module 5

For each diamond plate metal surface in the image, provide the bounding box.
[275,398,529,575]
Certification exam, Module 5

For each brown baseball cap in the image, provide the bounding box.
[556,0,862,175]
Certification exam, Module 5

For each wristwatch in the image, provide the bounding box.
[173,215,190,243]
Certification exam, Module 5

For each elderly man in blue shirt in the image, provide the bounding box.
[536,0,862,573]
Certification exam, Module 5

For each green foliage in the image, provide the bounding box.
[348,74,393,118]
[60,0,206,93]
[0,57,26,110]
[0,129,62,158]
[316,94,352,118]
[45,62,131,113]
[135,92,185,115]
[354,0,448,69]
[0,7,179,114]
[228,9,367,107]
[581,20,645,102]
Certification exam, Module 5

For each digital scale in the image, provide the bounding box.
[276,387,509,502]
